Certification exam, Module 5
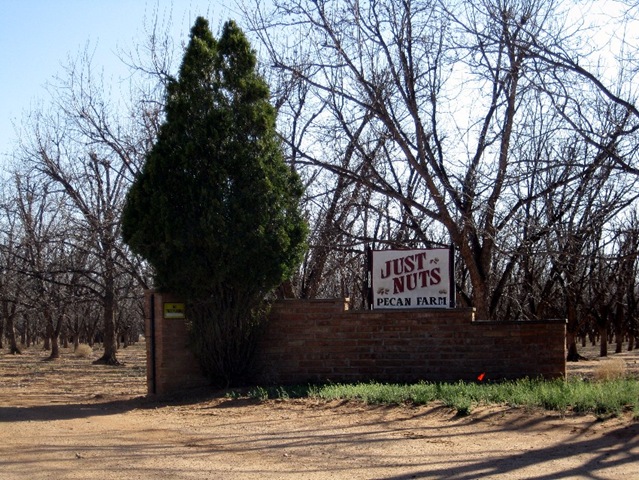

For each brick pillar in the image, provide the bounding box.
[144,290,208,395]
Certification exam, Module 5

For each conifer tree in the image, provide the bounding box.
[122,17,307,385]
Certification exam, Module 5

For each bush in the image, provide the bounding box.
[594,358,627,381]
[74,344,93,358]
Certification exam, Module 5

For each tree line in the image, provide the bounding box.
[2,0,639,364]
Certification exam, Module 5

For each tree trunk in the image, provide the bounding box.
[3,304,21,354]
[612,302,624,354]
[628,334,635,351]
[566,331,580,362]
[599,325,608,357]
[93,272,119,365]
[49,334,60,360]
[470,279,491,320]
[2,300,21,354]
[43,327,51,351]
[565,301,581,361]
[46,312,64,360]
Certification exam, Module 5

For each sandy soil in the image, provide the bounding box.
[1,342,638,479]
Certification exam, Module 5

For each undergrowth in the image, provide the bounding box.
[229,377,639,419]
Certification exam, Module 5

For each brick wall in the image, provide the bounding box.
[145,293,566,395]
[254,299,566,384]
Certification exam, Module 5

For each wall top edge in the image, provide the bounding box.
[472,318,567,325]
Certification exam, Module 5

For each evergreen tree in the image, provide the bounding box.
[122,17,307,385]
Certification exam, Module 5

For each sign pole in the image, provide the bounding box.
[365,244,373,310]
[449,245,456,308]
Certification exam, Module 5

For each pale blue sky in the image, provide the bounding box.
[0,0,239,164]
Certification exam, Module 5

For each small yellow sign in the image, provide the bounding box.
[164,303,185,319]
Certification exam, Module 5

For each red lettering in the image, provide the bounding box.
[381,259,392,279]
[418,269,431,287]
[406,273,417,291]
[393,276,405,294]
[392,258,404,276]
[431,267,441,285]
[415,252,428,270]
[404,255,415,273]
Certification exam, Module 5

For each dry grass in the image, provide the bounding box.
[73,344,93,358]
[593,357,627,381]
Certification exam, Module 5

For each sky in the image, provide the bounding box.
[0,0,240,165]
[0,0,629,169]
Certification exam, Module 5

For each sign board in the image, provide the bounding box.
[163,303,185,319]
[369,247,454,309]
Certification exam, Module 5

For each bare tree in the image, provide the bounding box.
[243,0,639,320]
[16,48,151,364]
[0,187,26,355]
[608,216,639,354]
[12,172,65,358]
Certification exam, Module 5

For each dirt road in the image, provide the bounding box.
[1,343,638,479]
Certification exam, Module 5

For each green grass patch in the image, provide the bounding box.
[229,378,639,418]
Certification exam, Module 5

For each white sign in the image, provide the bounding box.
[370,248,453,309]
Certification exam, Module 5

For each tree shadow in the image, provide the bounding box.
[0,386,239,423]
[0,396,151,422]
[377,420,639,480]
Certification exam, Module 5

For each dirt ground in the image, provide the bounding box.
[1,342,638,479]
